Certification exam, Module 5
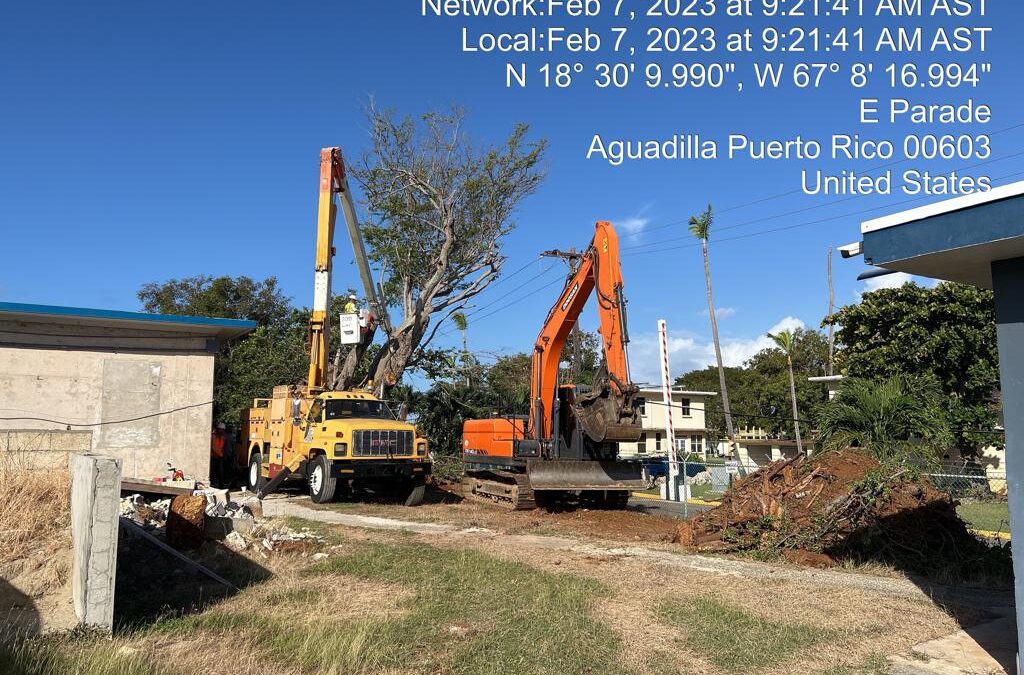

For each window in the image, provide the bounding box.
[675,437,686,453]
[637,397,647,417]
[325,399,396,421]
[306,399,323,424]
[637,433,647,454]
[655,433,662,452]
[679,397,691,416]
[690,434,704,456]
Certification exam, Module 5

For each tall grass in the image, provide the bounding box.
[0,453,71,565]
[0,633,173,675]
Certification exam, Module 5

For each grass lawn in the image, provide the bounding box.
[957,502,1011,533]
[3,539,627,675]
[0,514,969,675]
[658,596,841,672]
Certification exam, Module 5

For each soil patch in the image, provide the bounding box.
[315,483,683,544]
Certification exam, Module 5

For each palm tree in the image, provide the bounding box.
[451,311,471,386]
[689,204,741,471]
[816,375,952,462]
[767,329,804,455]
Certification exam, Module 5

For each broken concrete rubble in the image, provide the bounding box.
[118,490,324,561]
[223,531,247,552]
[119,494,171,529]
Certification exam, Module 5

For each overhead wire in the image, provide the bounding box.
[622,165,1024,258]
[639,398,1005,435]
[0,400,216,430]
[413,125,1024,340]
[622,148,1024,254]
[632,120,1024,238]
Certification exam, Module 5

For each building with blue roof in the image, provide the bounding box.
[0,302,255,482]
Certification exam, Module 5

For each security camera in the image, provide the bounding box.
[838,242,863,259]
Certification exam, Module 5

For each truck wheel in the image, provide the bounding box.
[309,455,337,504]
[403,478,425,507]
[247,453,265,492]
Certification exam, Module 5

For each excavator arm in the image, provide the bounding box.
[461,220,647,505]
[529,221,641,444]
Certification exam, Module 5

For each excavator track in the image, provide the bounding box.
[461,471,536,511]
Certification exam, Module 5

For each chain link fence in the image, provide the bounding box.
[641,457,1009,506]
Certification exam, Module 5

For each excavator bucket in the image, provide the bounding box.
[573,382,643,443]
[526,459,649,490]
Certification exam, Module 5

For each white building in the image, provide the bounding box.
[618,387,716,459]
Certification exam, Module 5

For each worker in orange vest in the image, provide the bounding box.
[210,422,227,488]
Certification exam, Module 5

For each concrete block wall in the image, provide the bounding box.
[0,430,93,468]
[70,453,121,631]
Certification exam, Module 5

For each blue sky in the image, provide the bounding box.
[2,1,1021,385]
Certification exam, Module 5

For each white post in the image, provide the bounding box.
[658,320,680,502]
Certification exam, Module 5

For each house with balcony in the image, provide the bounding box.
[617,386,716,460]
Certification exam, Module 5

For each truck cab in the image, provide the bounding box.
[241,386,430,505]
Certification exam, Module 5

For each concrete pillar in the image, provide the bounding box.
[70,453,121,631]
[991,257,1024,673]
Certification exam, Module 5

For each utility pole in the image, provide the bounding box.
[827,247,835,377]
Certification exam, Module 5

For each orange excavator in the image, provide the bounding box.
[461,221,648,510]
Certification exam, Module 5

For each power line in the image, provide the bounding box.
[634,120,1024,237]
[484,255,544,290]
[432,263,566,341]
[463,263,561,320]
[640,398,1005,435]
[0,400,216,429]
[434,163,1024,329]
[622,166,1024,258]
[465,275,567,324]
[623,149,1024,255]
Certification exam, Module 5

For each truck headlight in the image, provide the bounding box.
[416,441,427,456]
[334,443,348,457]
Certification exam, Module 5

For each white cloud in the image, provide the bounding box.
[863,271,915,292]
[616,203,655,242]
[857,272,939,297]
[628,316,805,385]
[700,306,736,320]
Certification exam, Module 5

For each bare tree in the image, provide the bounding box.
[351,106,546,393]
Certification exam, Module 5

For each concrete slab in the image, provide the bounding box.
[891,612,1017,675]
[261,499,457,534]
[70,453,121,631]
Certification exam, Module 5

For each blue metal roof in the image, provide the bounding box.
[0,301,256,338]
[860,181,1024,289]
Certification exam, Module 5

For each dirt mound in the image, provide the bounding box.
[677,450,1009,579]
